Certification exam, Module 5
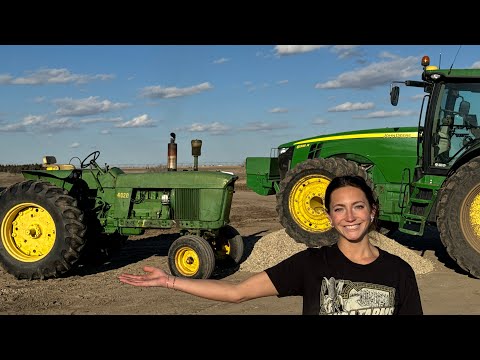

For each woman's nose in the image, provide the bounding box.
[345,209,355,221]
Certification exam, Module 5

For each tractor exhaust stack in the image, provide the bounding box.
[191,139,202,171]
[168,132,177,171]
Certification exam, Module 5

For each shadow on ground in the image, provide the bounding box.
[68,228,268,279]
[388,225,471,277]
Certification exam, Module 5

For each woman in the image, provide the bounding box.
[118,175,423,315]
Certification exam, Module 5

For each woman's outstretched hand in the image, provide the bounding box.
[118,266,169,287]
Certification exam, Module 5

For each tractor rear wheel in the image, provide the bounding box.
[168,234,216,279]
[214,225,244,264]
[437,157,480,278]
[276,158,370,247]
[0,180,86,279]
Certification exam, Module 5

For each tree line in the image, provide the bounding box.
[0,164,42,173]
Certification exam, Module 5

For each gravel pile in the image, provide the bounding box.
[239,229,434,276]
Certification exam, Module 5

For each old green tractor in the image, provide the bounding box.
[0,134,243,280]
[246,55,480,279]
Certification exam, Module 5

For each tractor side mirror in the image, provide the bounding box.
[390,86,400,106]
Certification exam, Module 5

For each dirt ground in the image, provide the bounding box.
[0,167,479,315]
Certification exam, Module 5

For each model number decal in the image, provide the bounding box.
[296,144,308,149]
[117,192,129,199]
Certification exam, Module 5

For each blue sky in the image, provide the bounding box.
[0,44,479,167]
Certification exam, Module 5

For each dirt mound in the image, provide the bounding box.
[240,229,434,275]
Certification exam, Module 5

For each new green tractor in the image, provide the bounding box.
[246,55,480,278]
[0,134,243,280]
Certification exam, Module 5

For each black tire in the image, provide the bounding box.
[276,158,370,247]
[168,234,216,279]
[437,157,480,278]
[214,225,244,264]
[0,180,86,280]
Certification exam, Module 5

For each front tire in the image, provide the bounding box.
[168,234,216,279]
[276,158,370,247]
[0,180,86,279]
[437,157,480,278]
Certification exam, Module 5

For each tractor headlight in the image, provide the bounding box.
[279,147,289,155]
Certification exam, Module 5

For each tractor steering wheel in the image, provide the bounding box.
[442,109,460,117]
[80,150,101,169]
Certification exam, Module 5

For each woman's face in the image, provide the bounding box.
[327,185,374,242]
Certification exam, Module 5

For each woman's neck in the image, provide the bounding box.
[337,236,379,265]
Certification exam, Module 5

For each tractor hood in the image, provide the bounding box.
[278,126,419,149]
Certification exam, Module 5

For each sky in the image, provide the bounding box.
[1,44,479,167]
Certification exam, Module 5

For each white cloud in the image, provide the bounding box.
[43,117,79,130]
[80,116,123,124]
[379,51,400,60]
[0,123,26,132]
[54,96,130,117]
[0,68,114,85]
[331,45,362,59]
[0,115,80,133]
[70,142,80,148]
[175,122,230,135]
[239,121,290,131]
[411,94,425,100]
[269,107,288,113]
[328,102,375,112]
[213,57,230,64]
[141,82,213,99]
[115,114,156,128]
[312,118,328,125]
[0,74,13,84]
[23,115,47,125]
[353,109,417,119]
[315,56,420,89]
[274,45,328,56]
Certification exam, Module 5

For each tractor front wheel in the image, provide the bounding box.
[168,234,216,279]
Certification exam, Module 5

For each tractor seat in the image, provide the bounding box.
[42,156,76,171]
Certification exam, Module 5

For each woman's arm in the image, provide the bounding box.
[118,266,278,303]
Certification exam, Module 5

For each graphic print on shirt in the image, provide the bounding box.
[319,277,395,315]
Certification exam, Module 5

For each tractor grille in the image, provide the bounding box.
[174,188,200,220]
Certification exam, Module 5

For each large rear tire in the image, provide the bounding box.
[168,234,216,279]
[276,158,370,247]
[214,225,244,264]
[0,180,86,279]
[437,157,480,278]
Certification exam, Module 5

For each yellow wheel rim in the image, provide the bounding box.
[175,246,200,276]
[288,174,333,233]
[463,187,480,253]
[1,202,56,262]
[215,240,230,259]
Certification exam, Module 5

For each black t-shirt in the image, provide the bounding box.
[265,244,423,315]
